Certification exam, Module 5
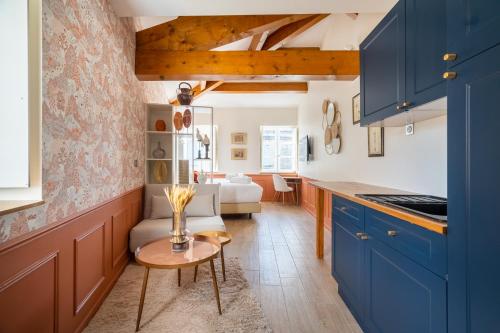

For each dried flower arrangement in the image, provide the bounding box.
[164,185,196,213]
[164,185,197,249]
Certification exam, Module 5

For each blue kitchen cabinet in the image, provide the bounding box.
[360,0,446,126]
[446,0,500,66]
[405,0,446,106]
[364,236,447,333]
[360,1,405,126]
[332,196,447,333]
[447,43,500,333]
[332,198,366,323]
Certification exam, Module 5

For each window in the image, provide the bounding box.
[260,126,297,173]
[0,0,42,204]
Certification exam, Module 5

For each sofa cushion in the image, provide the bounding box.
[129,216,225,252]
[185,194,215,217]
[150,195,173,219]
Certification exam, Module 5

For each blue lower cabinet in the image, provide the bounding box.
[333,220,365,323]
[364,237,447,333]
[332,196,447,333]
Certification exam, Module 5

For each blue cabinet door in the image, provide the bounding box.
[364,237,447,333]
[360,1,405,126]
[405,0,446,106]
[333,220,365,324]
[447,0,500,66]
[447,44,500,333]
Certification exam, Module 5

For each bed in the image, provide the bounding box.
[212,178,263,217]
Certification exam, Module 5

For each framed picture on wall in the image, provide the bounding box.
[352,93,361,124]
[231,148,247,160]
[231,132,247,144]
[368,127,384,157]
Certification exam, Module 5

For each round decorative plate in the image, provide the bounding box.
[173,112,183,131]
[331,137,341,154]
[326,101,335,126]
[153,161,168,183]
[330,123,339,139]
[182,108,192,128]
[322,100,329,114]
[324,127,333,145]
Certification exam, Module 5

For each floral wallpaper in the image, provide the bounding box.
[0,0,168,244]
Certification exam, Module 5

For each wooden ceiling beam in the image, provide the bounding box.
[137,14,314,51]
[169,80,224,105]
[136,49,359,81]
[262,14,329,50]
[209,82,308,93]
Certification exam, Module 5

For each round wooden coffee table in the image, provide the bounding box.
[193,231,232,282]
[134,235,221,332]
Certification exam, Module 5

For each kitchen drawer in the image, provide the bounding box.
[332,196,364,231]
[365,208,447,277]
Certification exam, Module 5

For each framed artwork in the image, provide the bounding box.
[368,127,384,157]
[352,93,361,124]
[231,132,247,144]
[231,148,247,160]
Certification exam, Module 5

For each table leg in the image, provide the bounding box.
[315,187,324,259]
[221,246,226,282]
[178,268,181,286]
[210,258,222,315]
[194,265,198,282]
[136,267,150,332]
[296,183,300,206]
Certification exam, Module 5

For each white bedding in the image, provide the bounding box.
[212,178,263,203]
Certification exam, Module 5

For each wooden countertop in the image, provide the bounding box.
[310,181,447,234]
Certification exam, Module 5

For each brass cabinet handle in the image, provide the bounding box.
[387,230,398,237]
[396,101,412,111]
[443,53,457,61]
[443,72,457,80]
[355,232,369,240]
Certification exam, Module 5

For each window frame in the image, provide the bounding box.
[0,0,43,212]
[260,125,298,174]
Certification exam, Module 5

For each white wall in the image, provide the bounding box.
[212,107,298,173]
[297,13,447,197]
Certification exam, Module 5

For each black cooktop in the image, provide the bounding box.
[355,194,447,222]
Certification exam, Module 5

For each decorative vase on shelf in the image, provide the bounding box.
[198,171,207,184]
[152,141,166,159]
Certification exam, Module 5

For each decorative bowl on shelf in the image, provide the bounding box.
[155,119,166,131]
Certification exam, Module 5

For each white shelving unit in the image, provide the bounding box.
[145,104,174,185]
[172,105,214,184]
[145,103,214,185]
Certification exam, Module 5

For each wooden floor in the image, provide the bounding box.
[223,203,361,333]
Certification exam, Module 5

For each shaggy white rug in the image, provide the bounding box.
[84,258,271,333]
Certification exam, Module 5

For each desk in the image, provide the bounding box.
[284,176,302,206]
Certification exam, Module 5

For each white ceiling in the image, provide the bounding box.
[111,0,396,17]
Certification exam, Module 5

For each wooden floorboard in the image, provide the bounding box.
[223,202,361,333]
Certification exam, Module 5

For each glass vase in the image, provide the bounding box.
[170,211,188,248]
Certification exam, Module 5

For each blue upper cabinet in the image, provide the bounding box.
[446,0,500,66]
[360,1,405,126]
[405,0,446,106]
[360,0,446,126]
[447,43,500,333]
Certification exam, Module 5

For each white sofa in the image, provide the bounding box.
[129,184,226,252]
